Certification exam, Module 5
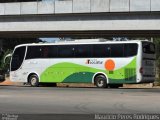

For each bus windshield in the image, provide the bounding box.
[11,46,26,71]
[142,42,155,54]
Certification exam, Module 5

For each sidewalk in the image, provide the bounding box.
[0,78,157,88]
[0,78,14,85]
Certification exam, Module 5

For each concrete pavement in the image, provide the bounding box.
[0,86,160,114]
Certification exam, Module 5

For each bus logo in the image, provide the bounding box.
[105,59,115,71]
[86,59,103,64]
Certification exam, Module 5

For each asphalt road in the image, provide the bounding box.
[0,86,160,114]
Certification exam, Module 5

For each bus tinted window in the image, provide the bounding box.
[11,46,26,71]
[93,44,111,57]
[25,43,138,59]
[142,42,155,54]
[75,45,92,58]
[124,43,138,57]
[47,46,58,58]
[26,46,58,59]
[110,44,124,57]
[58,45,75,58]
[26,46,42,59]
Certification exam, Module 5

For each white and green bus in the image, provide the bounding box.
[10,40,156,88]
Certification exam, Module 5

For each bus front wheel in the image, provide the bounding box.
[29,75,39,87]
[95,75,107,88]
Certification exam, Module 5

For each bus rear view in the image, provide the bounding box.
[139,41,156,83]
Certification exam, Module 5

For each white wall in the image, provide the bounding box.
[0,0,159,15]
[0,18,160,32]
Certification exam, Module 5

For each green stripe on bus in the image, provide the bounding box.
[109,76,136,84]
[63,72,94,83]
[40,57,136,83]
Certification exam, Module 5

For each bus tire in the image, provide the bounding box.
[29,74,39,87]
[95,75,107,88]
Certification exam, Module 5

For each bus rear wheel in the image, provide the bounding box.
[29,75,39,87]
[95,75,107,88]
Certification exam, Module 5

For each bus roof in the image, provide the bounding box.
[14,39,151,48]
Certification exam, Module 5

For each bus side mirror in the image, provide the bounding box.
[4,53,12,64]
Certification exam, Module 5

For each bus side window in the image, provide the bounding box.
[26,46,42,59]
[110,44,124,57]
[93,44,111,57]
[41,47,49,58]
[58,45,75,58]
[48,46,58,58]
[75,45,92,58]
[124,44,138,57]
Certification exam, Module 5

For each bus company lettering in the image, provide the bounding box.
[86,59,103,64]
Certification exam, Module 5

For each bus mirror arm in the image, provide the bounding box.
[4,53,12,63]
